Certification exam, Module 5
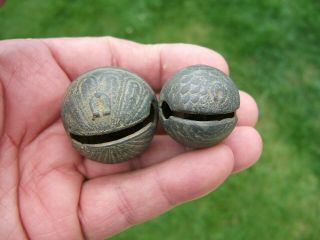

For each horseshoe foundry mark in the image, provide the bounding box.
[90,92,111,119]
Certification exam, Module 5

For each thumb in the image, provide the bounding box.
[79,145,234,239]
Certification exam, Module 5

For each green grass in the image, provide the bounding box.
[1,0,319,239]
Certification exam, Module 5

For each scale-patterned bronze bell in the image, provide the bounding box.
[159,65,240,148]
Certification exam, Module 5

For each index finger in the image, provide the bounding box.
[42,37,229,91]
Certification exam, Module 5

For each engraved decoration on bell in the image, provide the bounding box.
[90,92,111,120]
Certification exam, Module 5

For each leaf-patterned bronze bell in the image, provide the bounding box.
[61,67,158,164]
[159,65,240,148]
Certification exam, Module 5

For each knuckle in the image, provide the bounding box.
[114,184,136,226]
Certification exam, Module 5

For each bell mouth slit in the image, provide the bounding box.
[161,101,235,121]
[70,105,156,145]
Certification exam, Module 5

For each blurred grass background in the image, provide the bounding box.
[1,0,319,239]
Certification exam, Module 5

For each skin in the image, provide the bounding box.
[0,37,262,240]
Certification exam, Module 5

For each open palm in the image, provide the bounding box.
[0,37,262,239]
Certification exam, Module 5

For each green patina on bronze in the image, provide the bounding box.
[159,65,240,148]
[61,67,158,164]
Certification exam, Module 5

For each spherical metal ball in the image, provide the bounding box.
[61,67,158,164]
[159,64,240,148]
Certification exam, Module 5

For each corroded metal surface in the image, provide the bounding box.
[159,65,240,148]
[61,67,158,163]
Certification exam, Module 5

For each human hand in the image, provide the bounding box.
[0,37,262,239]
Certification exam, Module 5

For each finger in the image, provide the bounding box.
[80,91,259,178]
[222,126,263,173]
[80,135,187,179]
[81,125,262,178]
[81,90,259,178]
[42,37,229,91]
[237,91,259,126]
[0,0,5,7]
[0,82,4,137]
[78,145,234,239]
